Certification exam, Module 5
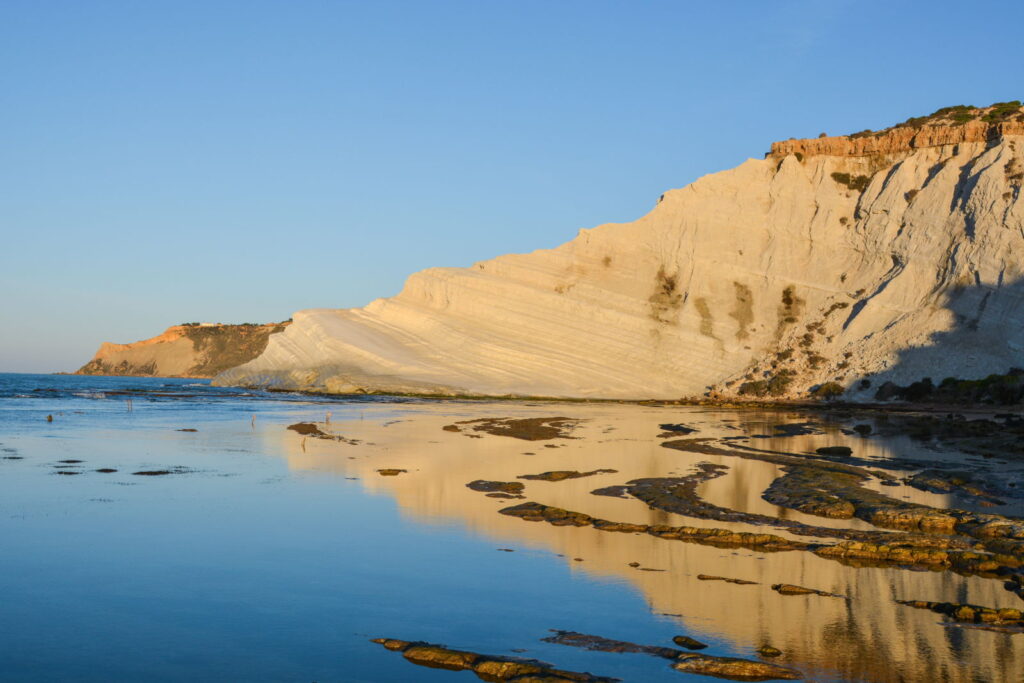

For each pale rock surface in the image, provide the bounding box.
[216,106,1024,399]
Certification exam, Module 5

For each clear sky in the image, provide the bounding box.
[2,0,1022,372]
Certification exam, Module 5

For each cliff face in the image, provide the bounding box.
[77,322,289,378]
[214,103,1024,400]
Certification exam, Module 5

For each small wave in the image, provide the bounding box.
[72,392,107,399]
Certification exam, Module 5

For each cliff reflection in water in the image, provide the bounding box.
[279,403,1024,683]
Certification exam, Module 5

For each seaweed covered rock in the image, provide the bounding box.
[543,630,802,681]
[672,636,708,650]
[672,653,802,680]
[518,469,617,482]
[895,599,1024,625]
[445,417,580,441]
[771,583,845,598]
[498,501,812,551]
[467,480,526,495]
[369,638,619,682]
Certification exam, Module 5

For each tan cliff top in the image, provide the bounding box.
[770,101,1024,158]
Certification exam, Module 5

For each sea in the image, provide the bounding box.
[1,373,1021,682]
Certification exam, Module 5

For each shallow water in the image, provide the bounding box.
[1,374,1021,682]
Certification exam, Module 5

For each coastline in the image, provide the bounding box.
[59,371,1024,417]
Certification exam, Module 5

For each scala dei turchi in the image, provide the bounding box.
[215,103,1024,400]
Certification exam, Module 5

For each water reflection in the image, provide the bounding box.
[278,404,1024,683]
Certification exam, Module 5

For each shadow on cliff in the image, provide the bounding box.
[845,276,1024,403]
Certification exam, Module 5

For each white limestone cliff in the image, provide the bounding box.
[215,105,1024,400]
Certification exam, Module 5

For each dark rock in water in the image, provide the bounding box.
[401,644,478,671]
[95,468,118,473]
[659,423,697,434]
[762,461,1024,547]
[499,501,812,551]
[486,492,524,499]
[46,414,53,422]
[672,635,708,650]
[1004,573,1024,600]
[540,630,801,681]
[369,637,619,681]
[672,653,802,680]
[374,638,412,652]
[895,599,1023,625]
[853,424,873,436]
[518,469,617,482]
[626,463,838,532]
[602,442,1022,572]
[132,467,193,476]
[812,539,1007,574]
[591,485,630,498]
[176,428,198,432]
[773,422,824,437]
[905,469,1006,506]
[762,467,858,518]
[448,416,580,441]
[441,424,461,432]
[498,491,1018,580]
[543,630,680,658]
[377,469,407,476]
[287,422,327,437]
[59,459,83,463]
[697,574,758,585]
[758,645,783,658]
[772,583,845,598]
[816,446,852,456]
[467,479,526,494]
[54,470,80,475]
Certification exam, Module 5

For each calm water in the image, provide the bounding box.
[0,374,1020,682]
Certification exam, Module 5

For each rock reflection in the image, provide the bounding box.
[277,404,1024,682]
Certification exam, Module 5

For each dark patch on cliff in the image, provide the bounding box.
[183,323,287,376]
[649,267,682,324]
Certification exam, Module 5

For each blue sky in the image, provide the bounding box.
[2,0,1022,372]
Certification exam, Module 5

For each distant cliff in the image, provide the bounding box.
[77,322,289,378]
[213,101,1024,400]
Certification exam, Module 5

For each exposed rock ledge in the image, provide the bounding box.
[214,102,1024,400]
[77,322,288,378]
[770,104,1024,158]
